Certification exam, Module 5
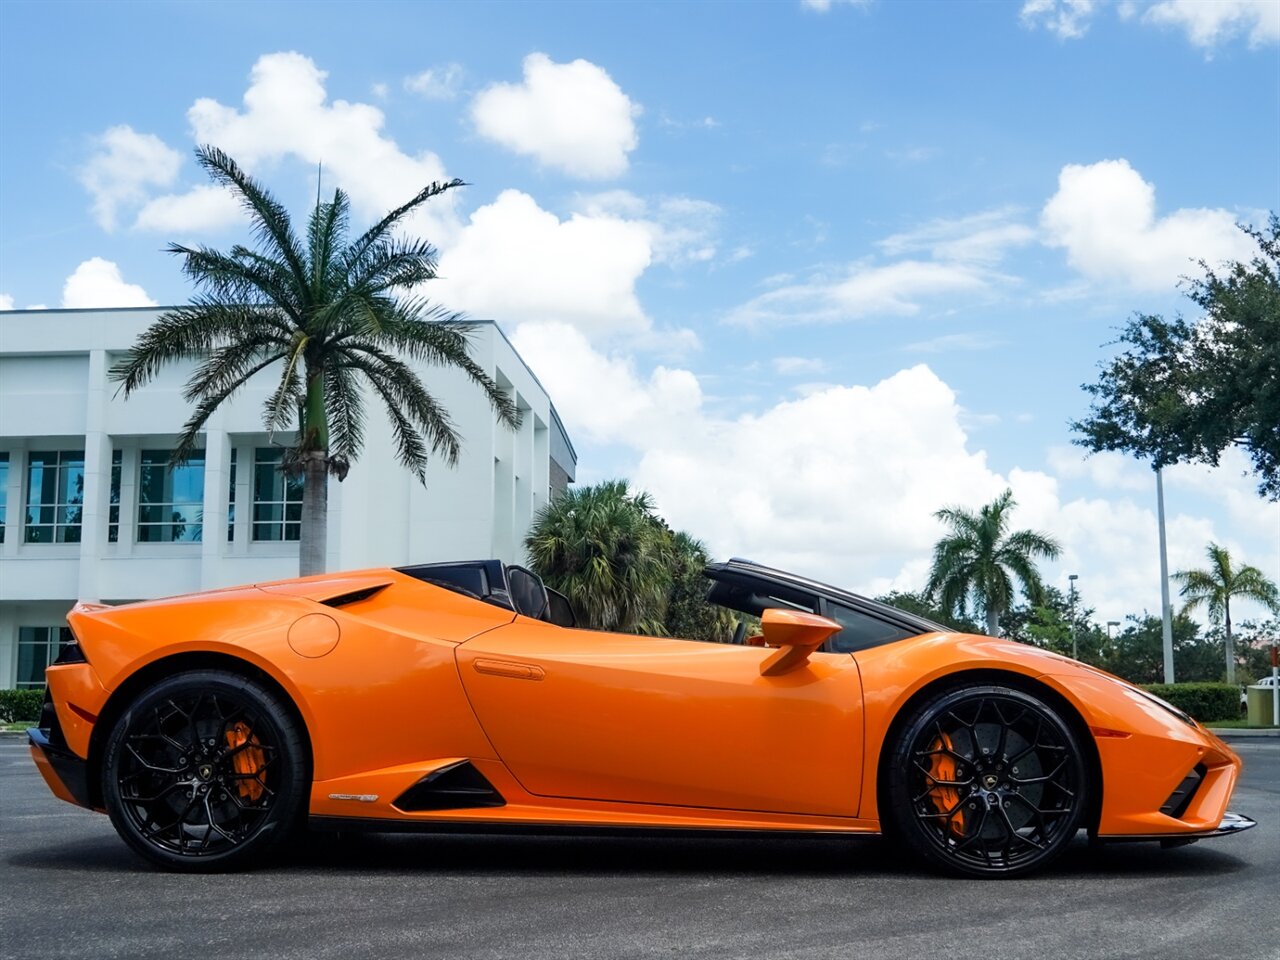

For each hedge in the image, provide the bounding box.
[0,688,44,723]
[1141,683,1239,723]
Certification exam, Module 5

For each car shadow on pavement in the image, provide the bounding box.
[6,830,1250,879]
[274,830,1250,880]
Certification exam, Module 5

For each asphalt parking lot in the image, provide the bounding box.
[1,736,1276,960]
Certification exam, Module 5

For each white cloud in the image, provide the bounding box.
[903,332,1004,353]
[773,356,829,376]
[1041,158,1256,291]
[879,208,1036,263]
[1020,0,1098,39]
[78,125,182,230]
[154,52,458,240]
[520,321,1277,622]
[435,189,653,339]
[1144,0,1280,50]
[727,260,992,326]
[511,322,702,445]
[60,258,156,308]
[801,0,871,11]
[404,63,464,100]
[470,53,639,179]
[574,190,721,266]
[0,294,14,310]
[1047,446,1152,492]
[134,183,242,233]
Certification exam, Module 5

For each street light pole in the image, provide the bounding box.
[1068,574,1079,661]
[1156,467,1175,684]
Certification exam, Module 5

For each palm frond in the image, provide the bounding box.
[182,336,283,403]
[171,352,285,465]
[262,336,307,434]
[323,360,365,462]
[360,303,521,428]
[307,188,350,301]
[109,301,278,394]
[340,178,465,277]
[194,145,310,295]
[341,345,460,469]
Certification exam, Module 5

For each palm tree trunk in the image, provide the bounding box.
[1224,600,1235,686]
[986,607,999,637]
[299,450,328,576]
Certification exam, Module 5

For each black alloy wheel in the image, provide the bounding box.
[886,684,1089,878]
[102,669,307,871]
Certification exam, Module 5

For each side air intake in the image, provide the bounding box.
[392,761,507,812]
[1159,764,1206,819]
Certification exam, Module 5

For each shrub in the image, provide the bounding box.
[1142,683,1239,723]
[0,688,44,723]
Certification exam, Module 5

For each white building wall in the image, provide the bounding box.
[0,307,575,689]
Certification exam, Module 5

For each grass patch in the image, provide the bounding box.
[1208,717,1279,729]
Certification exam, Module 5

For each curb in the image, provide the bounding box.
[1207,727,1280,738]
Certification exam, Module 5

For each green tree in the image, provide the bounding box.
[1172,543,1280,685]
[112,146,518,575]
[925,489,1061,638]
[1226,618,1280,684]
[1073,215,1280,499]
[1102,612,1204,685]
[1001,586,1107,667]
[662,531,736,643]
[525,480,673,633]
[875,590,981,634]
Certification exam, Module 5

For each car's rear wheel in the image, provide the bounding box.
[885,684,1088,878]
[102,669,307,872]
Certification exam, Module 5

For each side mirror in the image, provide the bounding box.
[506,566,549,620]
[758,608,841,676]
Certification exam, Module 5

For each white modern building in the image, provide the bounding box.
[0,307,576,690]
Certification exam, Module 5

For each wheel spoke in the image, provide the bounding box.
[902,691,1081,874]
[114,685,281,859]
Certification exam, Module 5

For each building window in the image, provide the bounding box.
[0,452,8,543]
[228,448,237,542]
[253,447,302,541]
[137,449,205,542]
[25,450,84,543]
[107,449,122,543]
[16,626,72,688]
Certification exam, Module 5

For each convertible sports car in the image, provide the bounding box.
[30,557,1254,877]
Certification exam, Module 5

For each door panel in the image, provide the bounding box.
[457,619,864,817]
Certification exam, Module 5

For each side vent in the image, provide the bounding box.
[392,761,507,812]
[319,583,390,608]
[1160,764,1206,819]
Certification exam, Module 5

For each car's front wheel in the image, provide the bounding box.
[885,684,1089,878]
[102,669,307,871]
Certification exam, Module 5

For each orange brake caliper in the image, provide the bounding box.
[926,732,966,838]
[224,722,265,802]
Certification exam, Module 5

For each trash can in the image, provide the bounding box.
[1245,685,1279,727]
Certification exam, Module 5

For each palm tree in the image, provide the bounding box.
[1172,543,1280,685]
[112,145,519,575]
[524,480,673,633]
[925,489,1061,638]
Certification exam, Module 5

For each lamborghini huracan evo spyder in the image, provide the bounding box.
[30,557,1255,877]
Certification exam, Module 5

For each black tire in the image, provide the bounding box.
[102,669,307,872]
[884,684,1088,878]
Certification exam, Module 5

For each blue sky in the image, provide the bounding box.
[1,0,1277,626]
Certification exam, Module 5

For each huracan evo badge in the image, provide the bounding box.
[327,793,379,803]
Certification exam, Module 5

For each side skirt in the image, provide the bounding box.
[308,816,875,841]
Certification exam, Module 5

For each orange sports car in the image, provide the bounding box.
[29,557,1254,876]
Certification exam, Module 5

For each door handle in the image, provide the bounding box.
[473,659,545,681]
